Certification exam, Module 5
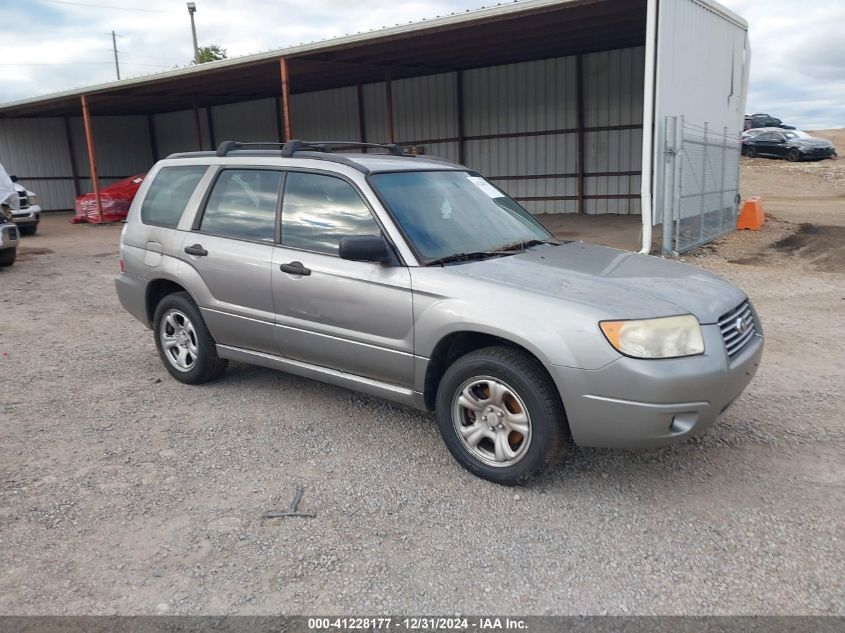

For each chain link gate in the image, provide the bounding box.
[661,116,741,254]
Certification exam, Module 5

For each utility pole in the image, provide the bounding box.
[110,30,120,80]
[187,3,199,64]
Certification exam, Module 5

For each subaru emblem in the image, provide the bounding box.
[734,316,751,335]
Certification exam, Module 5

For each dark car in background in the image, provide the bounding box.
[741,130,836,161]
[744,113,795,131]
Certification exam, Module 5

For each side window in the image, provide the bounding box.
[140,165,206,228]
[281,172,381,255]
[199,169,282,242]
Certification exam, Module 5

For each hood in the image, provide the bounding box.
[449,242,746,324]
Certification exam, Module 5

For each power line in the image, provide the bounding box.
[0,61,172,67]
[42,0,179,13]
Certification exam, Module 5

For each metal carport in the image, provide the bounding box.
[0,0,748,253]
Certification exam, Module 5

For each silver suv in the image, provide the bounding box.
[116,140,763,485]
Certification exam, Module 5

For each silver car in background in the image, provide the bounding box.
[116,141,763,485]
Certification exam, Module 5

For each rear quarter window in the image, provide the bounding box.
[140,166,207,228]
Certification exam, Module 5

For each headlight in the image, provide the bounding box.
[29,194,38,205]
[600,314,704,359]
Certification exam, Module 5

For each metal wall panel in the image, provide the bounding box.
[0,117,72,177]
[362,82,389,144]
[153,108,211,157]
[0,117,76,210]
[290,86,359,140]
[464,57,578,135]
[393,72,457,143]
[70,115,152,178]
[653,0,749,225]
[211,98,278,144]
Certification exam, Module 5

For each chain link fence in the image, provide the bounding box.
[661,116,741,253]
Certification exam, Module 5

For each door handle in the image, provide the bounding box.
[184,244,208,257]
[279,261,311,276]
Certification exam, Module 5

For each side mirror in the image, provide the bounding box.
[339,235,390,263]
[9,175,18,183]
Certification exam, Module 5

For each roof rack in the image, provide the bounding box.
[280,140,404,157]
[208,140,460,174]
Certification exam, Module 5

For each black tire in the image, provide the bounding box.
[745,146,757,158]
[19,225,37,236]
[152,291,227,384]
[435,346,567,485]
[787,148,801,162]
[0,248,15,267]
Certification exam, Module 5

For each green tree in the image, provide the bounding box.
[195,44,227,64]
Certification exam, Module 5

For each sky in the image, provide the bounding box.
[0,0,843,129]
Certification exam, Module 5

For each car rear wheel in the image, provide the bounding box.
[787,148,802,162]
[153,291,227,384]
[435,346,567,485]
[745,146,757,158]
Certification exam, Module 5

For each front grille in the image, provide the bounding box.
[6,226,18,241]
[718,300,758,358]
[18,191,29,209]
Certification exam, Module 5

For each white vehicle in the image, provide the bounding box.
[9,175,41,236]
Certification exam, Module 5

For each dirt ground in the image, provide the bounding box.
[0,140,843,615]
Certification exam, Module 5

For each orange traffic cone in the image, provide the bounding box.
[737,197,765,230]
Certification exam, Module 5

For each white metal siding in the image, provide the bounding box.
[653,0,749,224]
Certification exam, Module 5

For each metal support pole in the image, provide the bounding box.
[188,5,199,64]
[64,115,81,198]
[111,30,120,80]
[80,94,102,223]
[206,107,216,149]
[456,70,465,165]
[279,57,293,142]
[385,69,394,144]
[719,126,728,233]
[576,53,586,214]
[674,115,685,254]
[661,116,678,254]
[699,122,708,245]
[192,96,203,150]
[357,83,367,150]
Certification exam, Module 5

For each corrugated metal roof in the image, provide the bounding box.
[0,0,591,113]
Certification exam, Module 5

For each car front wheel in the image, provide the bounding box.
[435,346,567,485]
[787,148,802,162]
[745,146,757,158]
[153,291,227,384]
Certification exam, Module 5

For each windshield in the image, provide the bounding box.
[370,170,553,263]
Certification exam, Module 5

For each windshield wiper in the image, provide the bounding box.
[426,250,515,266]
[495,238,560,251]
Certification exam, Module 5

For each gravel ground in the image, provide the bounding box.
[0,205,842,615]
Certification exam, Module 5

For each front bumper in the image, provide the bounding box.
[12,205,41,227]
[547,324,763,448]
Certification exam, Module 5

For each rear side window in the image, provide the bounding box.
[281,172,380,255]
[200,169,282,242]
[140,166,206,228]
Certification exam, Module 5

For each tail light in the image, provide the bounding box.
[118,258,125,273]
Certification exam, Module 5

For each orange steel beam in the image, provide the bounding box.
[279,57,293,142]
[80,94,103,223]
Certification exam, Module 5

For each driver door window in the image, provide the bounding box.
[280,172,381,254]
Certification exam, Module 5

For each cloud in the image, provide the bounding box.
[1,0,842,130]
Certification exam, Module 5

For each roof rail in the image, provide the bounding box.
[280,140,403,157]
[215,141,285,156]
